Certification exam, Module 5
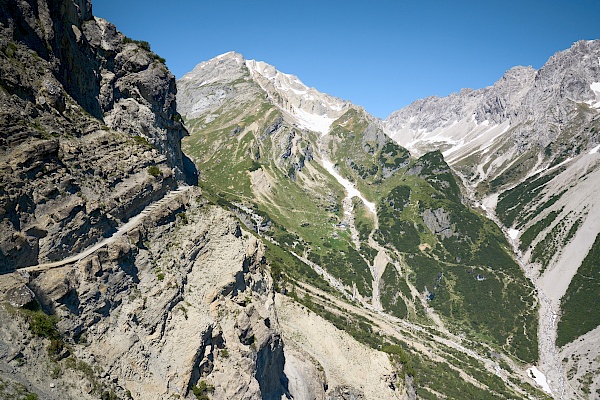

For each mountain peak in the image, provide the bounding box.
[216,50,245,60]
[180,51,245,83]
[244,58,349,134]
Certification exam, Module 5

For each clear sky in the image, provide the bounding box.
[92,0,600,119]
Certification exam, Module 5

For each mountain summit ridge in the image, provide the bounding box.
[180,51,352,134]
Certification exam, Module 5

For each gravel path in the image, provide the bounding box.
[19,186,191,273]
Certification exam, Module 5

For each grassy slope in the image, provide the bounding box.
[181,69,541,398]
[182,71,376,296]
[325,110,538,363]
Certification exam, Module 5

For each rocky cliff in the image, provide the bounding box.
[0,0,193,271]
[0,1,293,398]
[0,189,295,400]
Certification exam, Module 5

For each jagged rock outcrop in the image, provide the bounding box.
[385,40,600,185]
[386,65,536,135]
[0,189,292,399]
[0,0,194,271]
[178,52,351,136]
[422,208,452,238]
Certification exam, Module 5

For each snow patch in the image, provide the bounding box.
[215,51,234,59]
[527,366,552,395]
[590,82,600,108]
[530,157,573,177]
[293,107,336,135]
[322,159,376,214]
[589,144,600,155]
[508,229,519,240]
[245,58,346,135]
[289,86,308,95]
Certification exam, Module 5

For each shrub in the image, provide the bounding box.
[192,380,214,400]
[557,232,600,346]
[248,161,262,172]
[177,212,188,225]
[153,54,166,64]
[122,37,151,52]
[147,165,161,178]
[27,310,59,340]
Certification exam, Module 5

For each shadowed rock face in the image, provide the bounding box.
[0,0,188,169]
[0,0,195,271]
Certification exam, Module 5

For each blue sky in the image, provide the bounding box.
[93,0,600,119]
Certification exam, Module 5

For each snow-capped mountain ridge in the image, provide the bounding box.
[385,40,600,189]
[245,58,350,134]
[179,51,351,134]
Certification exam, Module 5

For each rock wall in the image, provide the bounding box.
[0,0,195,271]
[0,189,291,400]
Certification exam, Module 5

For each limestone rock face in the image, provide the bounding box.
[422,208,453,238]
[0,0,194,271]
[0,191,291,400]
[245,58,350,134]
[385,40,600,180]
[177,52,252,120]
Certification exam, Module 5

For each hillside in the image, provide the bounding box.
[385,40,600,398]
[177,52,545,399]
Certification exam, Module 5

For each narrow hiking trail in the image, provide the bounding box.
[19,186,191,274]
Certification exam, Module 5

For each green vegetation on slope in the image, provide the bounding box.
[296,290,536,399]
[182,80,372,297]
[557,232,600,347]
[373,150,538,362]
[519,210,562,251]
[327,108,410,202]
[496,168,565,228]
[182,71,539,369]
[380,263,409,318]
